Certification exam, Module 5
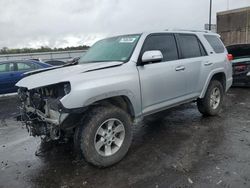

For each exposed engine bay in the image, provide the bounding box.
[18,82,78,141]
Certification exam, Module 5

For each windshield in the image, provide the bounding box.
[79,34,140,64]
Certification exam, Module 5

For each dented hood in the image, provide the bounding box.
[16,61,123,89]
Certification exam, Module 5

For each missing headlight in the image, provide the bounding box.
[63,82,71,95]
[18,87,28,102]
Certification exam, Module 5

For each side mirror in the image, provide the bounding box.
[141,50,163,64]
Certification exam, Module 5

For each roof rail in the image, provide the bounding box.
[166,29,212,33]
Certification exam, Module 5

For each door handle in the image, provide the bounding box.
[204,62,213,66]
[175,66,185,71]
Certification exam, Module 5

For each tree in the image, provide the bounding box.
[0,45,89,55]
[1,47,9,54]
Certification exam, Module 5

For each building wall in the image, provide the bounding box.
[217,7,250,46]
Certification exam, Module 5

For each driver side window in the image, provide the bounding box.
[141,34,179,62]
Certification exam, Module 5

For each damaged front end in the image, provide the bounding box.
[18,82,72,141]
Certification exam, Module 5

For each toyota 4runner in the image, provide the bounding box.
[16,30,233,167]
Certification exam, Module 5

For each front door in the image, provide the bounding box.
[137,34,187,115]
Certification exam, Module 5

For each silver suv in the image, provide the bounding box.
[16,30,232,167]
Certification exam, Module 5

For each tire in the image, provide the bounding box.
[74,105,133,167]
[197,80,224,116]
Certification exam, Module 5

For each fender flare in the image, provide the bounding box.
[83,90,137,115]
[199,68,226,98]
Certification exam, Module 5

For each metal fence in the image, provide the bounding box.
[0,50,87,62]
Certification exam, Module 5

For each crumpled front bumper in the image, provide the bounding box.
[22,104,68,126]
[19,99,69,140]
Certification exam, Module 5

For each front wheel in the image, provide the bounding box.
[197,80,224,116]
[75,105,133,167]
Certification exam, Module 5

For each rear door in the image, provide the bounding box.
[137,33,187,114]
[176,34,208,95]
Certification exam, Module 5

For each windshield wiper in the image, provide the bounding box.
[24,59,79,76]
[79,60,124,64]
[63,57,80,67]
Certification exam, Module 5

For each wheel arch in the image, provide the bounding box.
[88,95,136,120]
[200,70,226,98]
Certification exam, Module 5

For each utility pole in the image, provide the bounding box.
[227,0,230,10]
[209,0,212,31]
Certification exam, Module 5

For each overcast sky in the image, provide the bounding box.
[0,0,249,49]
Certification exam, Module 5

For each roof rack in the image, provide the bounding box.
[166,29,211,33]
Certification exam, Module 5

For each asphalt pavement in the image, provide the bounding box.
[0,88,250,188]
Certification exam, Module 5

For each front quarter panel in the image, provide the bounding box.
[60,62,142,117]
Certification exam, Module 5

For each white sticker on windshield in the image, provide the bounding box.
[119,37,137,43]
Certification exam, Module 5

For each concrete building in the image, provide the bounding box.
[217,7,250,46]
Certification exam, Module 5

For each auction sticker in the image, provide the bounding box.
[119,37,137,43]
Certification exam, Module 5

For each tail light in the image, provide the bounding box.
[227,54,234,61]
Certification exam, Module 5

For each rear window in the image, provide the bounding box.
[17,62,33,71]
[204,35,225,53]
[178,34,205,58]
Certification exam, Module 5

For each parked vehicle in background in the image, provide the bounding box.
[0,60,52,94]
[16,30,232,167]
[45,60,66,66]
[227,44,250,86]
[29,58,43,62]
[65,56,81,64]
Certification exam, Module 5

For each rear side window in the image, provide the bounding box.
[178,34,204,58]
[204,35,225,53]
[17,62,33,71]
[32,63,43,69]
[141,34,179,62]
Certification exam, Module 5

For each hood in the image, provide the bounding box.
[227,44,250,58]
[16,61,123,90]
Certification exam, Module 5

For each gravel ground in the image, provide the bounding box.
[0,88,250,188]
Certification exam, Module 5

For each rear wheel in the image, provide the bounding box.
[197,80,224,116]
[74,105,133,167]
